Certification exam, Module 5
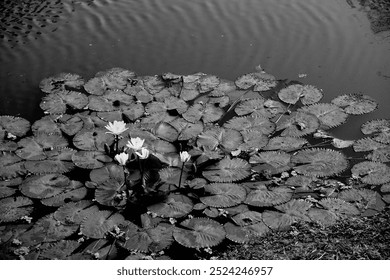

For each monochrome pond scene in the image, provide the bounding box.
[0,0,389,260]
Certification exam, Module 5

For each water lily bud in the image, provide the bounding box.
[126,137,145,151]
[105,120,128,135]
[115,152,129,165]
[180,151,191,163]
[136,147,150,159]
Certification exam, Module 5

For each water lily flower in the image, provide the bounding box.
[126,137,145,151]
[135,147,150,159]
[180,151,191,163]
[105,120,128,135]
[115,152,129,166]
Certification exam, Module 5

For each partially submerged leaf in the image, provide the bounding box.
[291,148,349,177]
[173,218,226,248]
[200,183,247,208]
[148,194,193,218]
[0,196,34,223]
[351,161,390,185]
[245,187,293,207]
[331,93,377,115]
[202,157,251,182]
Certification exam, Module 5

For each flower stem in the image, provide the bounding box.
[178,162,185,188]
[115,135,119,154]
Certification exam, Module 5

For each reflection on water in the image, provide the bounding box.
[0,0,389,139]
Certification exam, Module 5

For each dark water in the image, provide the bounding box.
[1,0,389,139]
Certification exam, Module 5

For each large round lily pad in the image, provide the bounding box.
[19,173,71,199]
[147,194,193,218]
[0,196,34,223]
[72,151,112,169]
[244,187,293,207]
[200,183,247,208]
[203,157,251,183]
[0,116,31,139]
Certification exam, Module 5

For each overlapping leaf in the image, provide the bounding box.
[147,194,193,218]
[197,127,243,152]
[203,157,251,182]
[360,119,390,144]
[244,187,293,207]
[0,116,31,139]
[0,196,34,223]
[200,183,247,208]
[276,111,320,137]
[250,151,292,175]
[278,84,323,105]
[183,103,224,123]
[223,115,275,135]
[39,73,84,94]
[331,93,377,115]
[299,103,348,129]
[351,161,390,185]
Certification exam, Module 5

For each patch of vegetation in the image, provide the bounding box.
[0,67,389,260]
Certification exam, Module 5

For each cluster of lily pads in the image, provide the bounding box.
[1,67,389,260]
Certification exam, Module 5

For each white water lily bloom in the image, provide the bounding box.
[136,148,150,159]
[180,151,191,163]
[105,120,128,135]
[126,137,145,151]
[115,152,129,165]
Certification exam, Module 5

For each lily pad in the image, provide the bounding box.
[338,188,385,215]
[53,200,94,224]
[95,68,136,90]
[173,218,226,248]
[73,128,114,151]
[153,122,179,142]
[158,167,188,187]
[200,183,247,208]
[16,134,68,160]
[299,103,348,129]
[331,93,377,115]
[197,127,243,152]
[198,75,220,93]
[318,198,360,216]
[169,118,204,141]
[203,157,251,183]
[40,240,80,260]
[80,208,125,239]
[238,130,269,151]
[39,73,84,93]
[307,208,338,226]
[365,146,390,163]
[250,151,292,175]
[278,84,323,105]
[244,187,293,207]
[291,148,349,177]
[360,119,390,144]
[182,103,224,123]
[72,151,112,169]
[0,116,31,139]
[41,180,87,207]
[40,91,89,115]
[276,111,320,137]
[351,161,390,185]
[0,152,26,179]
[223,115,275,135]
[32,116,62,135]
[147,194,193,218]
[234,98,266,116]
[232,211,263,226]
[353,137,387,152]
[261,210,294,231]
[88,90,135,112]
[264,136,308,152]
[0,196,34,223]
[24,148,76,174]
[275,199,312,221]
[235,72,277,91]
[19,173,70,199]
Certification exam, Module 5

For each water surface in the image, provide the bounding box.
[1,0,389,139]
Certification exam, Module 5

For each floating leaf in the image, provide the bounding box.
[120,222,174,253]
[57,114,85,136]
[173,218,225,248]
[351,161,390,185]
[39,73,84,94]
[19,174,70,199]
[148,194,193,218]
[32,116,62,135]
[307,208,338,226]
[276,111,320,137]
[278,84,323,105]
[224,222,250,243]
[264,136,308,152]
[200,183,247,208]
[232,211,263,226]
[0,196,34,223]
[80,209,125,239]
[153,122,179,142]
[338,188,385,215]
[234,98,266,116]
[158,168,188,187]
[53,200,94,224]
[261,210,294,231]
[291,148,348,177]
[40,91,89,115]
[73,128,113,151]
[16,134,68,160]
[197,127,243,152]
[202,157,251,182]
[224,115,275,135]
[198,75,220,93]
[0,116,31,139]
[84,77,106,96]
[250,151,292,175]
[318,198,360,216]
[353,137,387,152]
[41,180,87,207]
[244,187,293,207]
[72,151,112,169]
[40,240,80,260]
[169,118,204,141]
[238,130,269,152]
[95,68,136,90]
[0,152,26,179]
[24,148,76,174]
[275,199,312,221]
[299,103,348,129]
[285,175,314,189]
[88,90,135,112]
[365,146,390,163]
[97,102,144,122]
[331,93,377,115]
[235,72,277,91]
[20,214,78,246]
[360,119,390,144]
[0,140,18,152]
[182,103,224,123]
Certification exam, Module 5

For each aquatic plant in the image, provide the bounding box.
[0,67,389,259]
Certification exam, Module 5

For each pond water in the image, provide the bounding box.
[1,0,389,139]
